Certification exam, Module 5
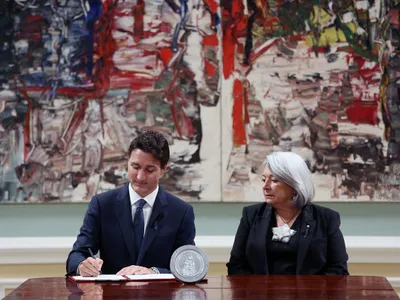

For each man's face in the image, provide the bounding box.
[127,149,167,197]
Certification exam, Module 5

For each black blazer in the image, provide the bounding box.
[227,203,349,275]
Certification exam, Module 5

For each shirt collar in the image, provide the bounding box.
[128,184,159,208]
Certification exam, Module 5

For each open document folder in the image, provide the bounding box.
[68,274,176,282]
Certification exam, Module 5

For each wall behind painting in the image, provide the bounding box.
[1,202,399,237]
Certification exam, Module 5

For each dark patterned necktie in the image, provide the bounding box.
[133,199,146,254]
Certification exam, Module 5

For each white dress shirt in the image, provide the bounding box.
[128,184,159,236]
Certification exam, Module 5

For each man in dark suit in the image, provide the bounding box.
[66,131,195,276]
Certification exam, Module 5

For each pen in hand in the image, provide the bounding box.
[88,248,102,274]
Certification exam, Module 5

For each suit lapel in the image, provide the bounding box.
[115,184,136,263]
[136,187,168,265]
[296,205,315,274]
[254,205,272,274]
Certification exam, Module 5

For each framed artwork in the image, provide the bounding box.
[220,0,399,202]
[0,0,398,203]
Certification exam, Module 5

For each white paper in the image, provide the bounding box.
[125,274,176,281]
[71,274,126,281]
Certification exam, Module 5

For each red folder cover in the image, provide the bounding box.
[67,274,177,283]
[67,274,208,283]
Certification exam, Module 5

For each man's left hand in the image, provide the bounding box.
[116,265,155,275]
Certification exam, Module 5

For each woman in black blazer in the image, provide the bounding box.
[227,152,349,275]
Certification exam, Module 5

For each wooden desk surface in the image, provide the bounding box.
[4,275,399,300]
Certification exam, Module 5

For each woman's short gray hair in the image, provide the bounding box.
[264,151,315,208]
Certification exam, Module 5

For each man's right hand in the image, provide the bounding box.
[78,257,103,277]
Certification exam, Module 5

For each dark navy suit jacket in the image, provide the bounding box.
[227,203,349,275]
[66,184,195,275]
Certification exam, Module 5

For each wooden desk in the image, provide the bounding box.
[4,275,399,299]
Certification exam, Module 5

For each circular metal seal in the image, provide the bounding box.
[170,245,209,283]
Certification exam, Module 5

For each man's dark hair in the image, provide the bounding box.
[128,130,170,168]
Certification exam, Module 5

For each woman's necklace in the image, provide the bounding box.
[277,210,298,225]
[271,210,299,243]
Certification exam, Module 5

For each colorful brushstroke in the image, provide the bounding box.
[222,0,400,201]
[0,0,220,202]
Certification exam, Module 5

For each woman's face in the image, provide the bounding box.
[262,165,295,207]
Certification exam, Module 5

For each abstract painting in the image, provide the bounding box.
[221,0,399,202]
[0,0,399,203]
[0,0,221,202]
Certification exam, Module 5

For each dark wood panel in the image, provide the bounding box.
[4,276,399,300]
